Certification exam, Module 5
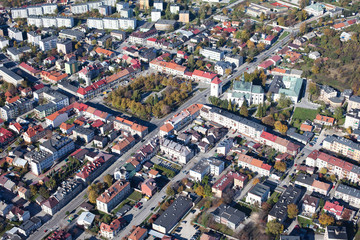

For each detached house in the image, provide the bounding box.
[23,125,46,143]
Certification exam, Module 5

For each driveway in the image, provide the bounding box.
[172,209,200,240]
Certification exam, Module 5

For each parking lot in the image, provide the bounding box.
[172,209,201,240]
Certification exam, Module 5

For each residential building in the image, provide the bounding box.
[314,114,334,126]
[0,67,24,86]
[11,8,28,18]
[34,87,69,111]
[155,20,177,31]
[140,0,150,9]
[99,5,112,15]
[0,98,33,121]
[302,194,319,215]
[348,95,360,111]
[18,217,41,236]
[190,158,225,181]
[306,150,360,183]
[335,184,360,208]
[8,28,23,41]
[246,183,270,205]
[179,11,190,23]
[113,116,148,138]
[100,217,127,239]
[27,31,41,46]
[200,105,266,141]
[215,61,232,76]
[40,134,75,161]
[141,178,157,196]
[260,131,300,156]
[96,181,131,213]
[323,135,360,161]
[212,171,248,198]
[212,204,246,230]
[22,125,45,143]
[237,153,272,176]
[225,54,243,68]
[268,185,302,223]
[112,135,136,155]
[119,8,133,18]
[170,5,180,14]
[227,79,264,106]
[77,211,95,229]
[65,60,78,75]
[286,127,314,144]
[151,10,162,22]
[268,75,303,103]
[324,226,347,240]
[323,201,344,220]
[116,2,129,12]
[160,138,194,164]
[128,226,148,240]
[294,173,330,195]
[25,150,54,175]
[344,109,360,130]
[217,138,234,155]
[153,1,164,10]
[320,85,338,104]
[59,29,85,40]
[57,39,72,54]
[18,186,30,200]
[153,196,193,233]
[72,126,95,143]
[149,58,186,76]
[200,47,224,61]
[39,36,57,51]
[246,3,271,17]
[0,37,9,49]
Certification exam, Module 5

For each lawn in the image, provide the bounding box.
[297,216,313,228]
[292,107,318,121]
[279,31,290,40]
[113,199,133,214]
[128,191,143,202]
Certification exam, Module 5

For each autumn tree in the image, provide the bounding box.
[88,190,98,204]
[274,121,288,135]
[195,185,205,197]
[287,204,299,219]
[274,161,287,172]
[300,22,307,34]
[166,186,175,196]
[277,17,285,26]
[266,220,284,236]
[246,40,255,49]
[319,167,328,175]
[252,178,260,185]
[319,213,335,226]
[262,115,275,127]
[308,82,319,97]
[104,174,113,188]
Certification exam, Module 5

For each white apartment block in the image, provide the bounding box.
[103,18,119,29]
[344,109,360,130]
[116,2,129,12]
[200,47,225,61]
[42,17,58,28]
[153,1,164,11]
[87,18,136,30]
[71,4,89,14]
[39,36,57,51]
[88,1,103,11]
[151,10,161,22]
[323,135,360,161]
[25,150,54,175]
[27,6,43,16]
[27,32,41,46]
[200,105,266,141]
[0,38,9,49]
[119,18,136,30]
[119,8,133,18]
[11,8,28,18]
[27,16,43,27]
[8,28,23,41]
[56,17,74,28]
[102,0,117,6]
[42,4,58,15]
[335,184,360,208]
[170,5,180,14]
[87,18,104,29]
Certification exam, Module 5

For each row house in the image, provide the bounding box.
[212,171,248,198]
[237,153,272,176]
[76,155,114,183]
[260,131,301,156]
[294,173,331,196]
[112,135,136,155]
[306,150,360,182]
[335,184,360,208]
[100,217,127,239]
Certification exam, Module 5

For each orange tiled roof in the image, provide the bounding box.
[95,47,114,57]
[315,114,334,124]
[160,123,174,133]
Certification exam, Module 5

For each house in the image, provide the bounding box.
[100,217,127,239]
[148,169,159,178]
[314,114,334,126]
[18,217,41,236]
[141,178,157,196]
[260,131,300,156]
[212,171,248,198]
[22,125,46,143]
[302,194,319,215]
[212,204,246,230]
[9,122,23,134]
[112,135,136,155]
[152,196,193,233]
[77,211,95,229]
[238,153,272,176]
[160,138,194,164]
[59,123,75,135]
[17,186,30,200]
[300,121,313,132]
[261,35,276,45]
[214,61,232,76]
[95,47,115,58]
[7,206,30,222]
[96,181,131,213]
[246,183,270,206]
[128,226,148,240]
[323,201,344,220]
[334,184,360,208]
[0,201,13,216]
[309,51,321,60]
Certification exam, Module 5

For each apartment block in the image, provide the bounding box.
[96,181,131,213]
[0,98,33,121]
[200,47,225,61]
[323,135,360,161]
[237,153,272,176]
[39,36,57,51]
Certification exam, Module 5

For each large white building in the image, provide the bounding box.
[96,181,131,213]
[344,109,360,130]
[71,4,89,14]
[0,67,24,86]
[87,18,136,30]
[27,31,41,46]
[27,6,43,16]
[11,8,28,18]
[116,2,129,12]
[25,150,54,175]
[11,4,57,18]
[8,28,23,41]
[227,80,264,106]
[189,158,224,181]
[246,183,270,205]
[151,10,162,22]
[27,16,74,28]
[160,138,194,164]
[200,47,225,61]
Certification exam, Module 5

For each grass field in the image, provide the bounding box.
[293,107,318,121]
[279,31,290,40]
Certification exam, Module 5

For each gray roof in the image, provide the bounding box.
[349,95,360,104]
[191,158,223,174]
[324,135,360,151]
[153,196,193,232]
[287,127,313,143]
[35,102,56,112]
[294,173,316,186]
[326,226,347,240]
[212,204,246,226]
[336,184,360,199]
[268,185,302,223]
[156,19,177,25]
[0,67,24,81]
[59,29,85,38]
[74,126,95,135]
[25,150,52,164]
[41,134,73,153]
[249,183,270,197]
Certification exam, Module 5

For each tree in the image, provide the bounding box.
[240,101,248,117]
[300,22,307,34]
[274,161,287,172]
[30,185,37,196]
[252,178,260,185]
[274,121,288,135]
[319,213,335,226]
[166,186,175,196]
[39,187,50,199]
[262,115,275,127]
[334,107,343,120]
[277,17,285,26]
[104,174,113,187]
[195,185,205,197]
[319,167,328,175]
[308,82,319,96]
[246,40,255,49]
[225,68,232,76]
[88,190,98,204]
[300,0,307,9]
[266,220,284,236]
[45,178,56,190]
[287,204,298,219]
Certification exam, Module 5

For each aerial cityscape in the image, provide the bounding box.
[0,0,358,239]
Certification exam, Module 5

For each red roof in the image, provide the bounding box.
[258,60,274,69]
[211,77,222,84]
[19,62,40,74]
[33,83,44,90]
[324,201,343,216]
[270,55,282,62]
[147,38,156,42]
[192,29,200,35]
[260,131,277,142]
[92,119,104,128]
[265,35,275,41]
[224,27,237,33]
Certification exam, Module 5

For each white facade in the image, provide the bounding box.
[151,10,162,22]
[56,17,74,28]
[87,18,104,29]
[46,112,68,128]
[116,2,129,12]
[27,16,43,27]
[42,17,57,28]
[103,18,119,29]
[39,37,57,51]
[119,18,136,30]
[8,28,23,41]
[42,4,58,15]
[210,80,222,98]
[170,5,180,14]
[71,4,89,14]
[87,18,136,30]
[27,6,43,16]
[344,109,360,130]
[11,8,28,18]
[154,1,164,11]
[200,47,224,61]
[28,152,54,175]
[27,32,41,46]
[0,38,9,49]
[119,8,133,18]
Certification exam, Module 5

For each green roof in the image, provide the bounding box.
[233,81,264,93]
[278,76,303,97]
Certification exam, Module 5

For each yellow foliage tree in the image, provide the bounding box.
[274,121,288,135]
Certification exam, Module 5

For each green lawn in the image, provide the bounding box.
[279,31,290,40]
[292,107,318,121]
[112,199,133,214]
[128,191,143,202]
[297,216,313,228]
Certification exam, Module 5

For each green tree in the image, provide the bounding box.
[277,17,285,26]
[308,82,319,97]
[166,186,175,196]
[287,204,298,219]
[274,121,288,135]
[266,220,284,236]
[240,101,248,117]
[334,107,343,120]
[88,190,98,204]
[319,167,328,175]
[39,187,50,199]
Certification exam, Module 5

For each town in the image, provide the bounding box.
[0,0,358,239]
